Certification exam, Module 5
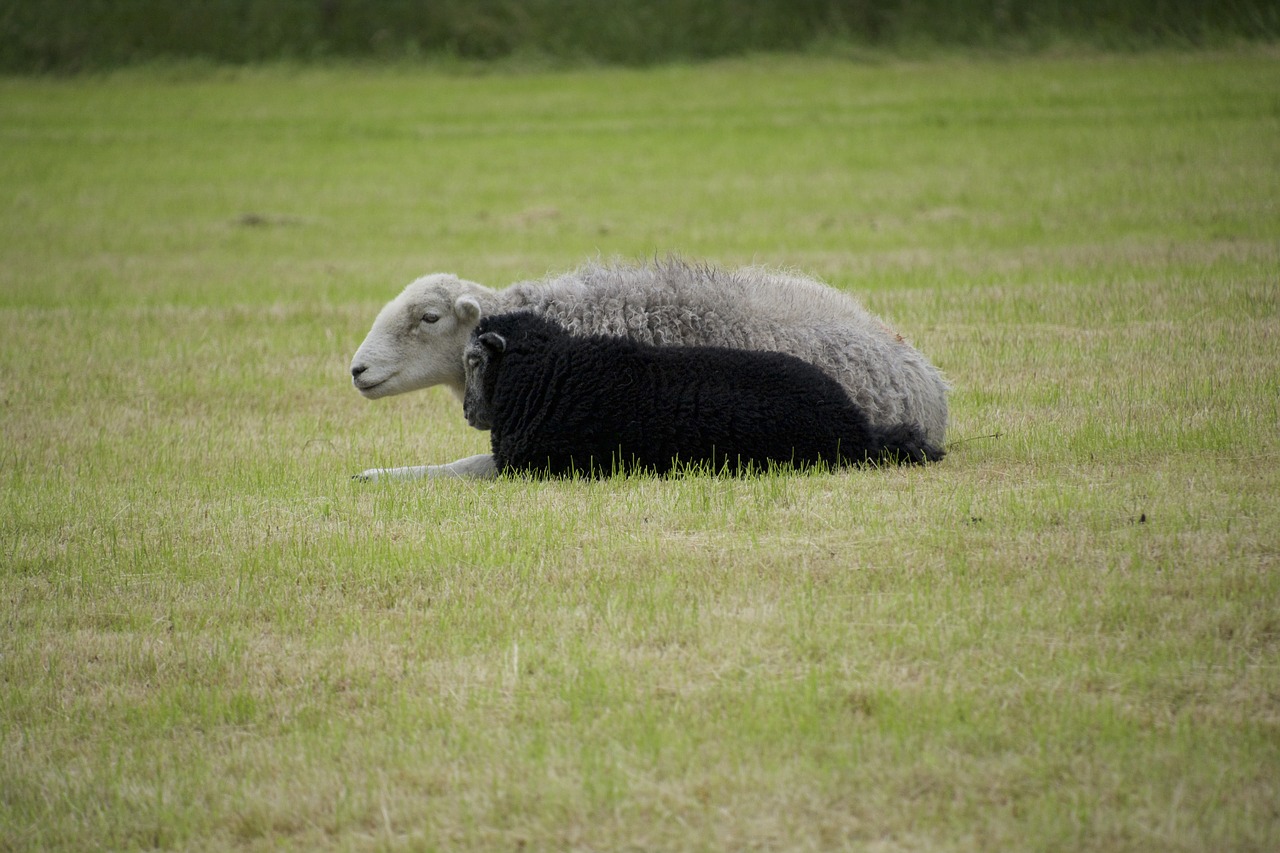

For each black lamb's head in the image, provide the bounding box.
[463,312,571,430]
[462,326,506,431]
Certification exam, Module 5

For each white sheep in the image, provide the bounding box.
[349,258,948,481]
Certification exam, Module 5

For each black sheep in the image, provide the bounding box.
[463,312,944,477]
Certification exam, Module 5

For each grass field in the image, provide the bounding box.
[2,50,1278,851]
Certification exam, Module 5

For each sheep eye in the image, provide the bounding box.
[421,312,441,324]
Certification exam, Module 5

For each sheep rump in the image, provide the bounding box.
[464,312,944,477]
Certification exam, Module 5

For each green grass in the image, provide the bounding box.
[2,50,1279,851]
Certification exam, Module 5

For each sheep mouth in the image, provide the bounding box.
[353,375,393,396]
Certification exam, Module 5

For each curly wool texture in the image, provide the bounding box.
[467,312,944,477]
[495,259,949,445]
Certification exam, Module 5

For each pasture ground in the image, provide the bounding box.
[2,51,1278,850]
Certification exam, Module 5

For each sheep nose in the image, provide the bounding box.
[351,364,367,379]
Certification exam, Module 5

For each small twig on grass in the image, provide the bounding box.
[945,431,1003,450]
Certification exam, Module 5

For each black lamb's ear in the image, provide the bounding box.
[478,331,507,353]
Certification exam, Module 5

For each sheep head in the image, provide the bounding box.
[462,330,507,431]
[350,274,492,401]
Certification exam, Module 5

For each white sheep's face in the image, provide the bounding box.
[349,274,485,400]
[461,331,507,431]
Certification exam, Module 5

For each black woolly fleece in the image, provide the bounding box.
[471,312,944,478]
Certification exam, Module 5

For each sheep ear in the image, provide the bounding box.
[455,295,482,323]
[478,332,506,353]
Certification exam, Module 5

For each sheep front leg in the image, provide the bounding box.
[428,453,499,479]
[354,453,498,482]
[353,465,431,483]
